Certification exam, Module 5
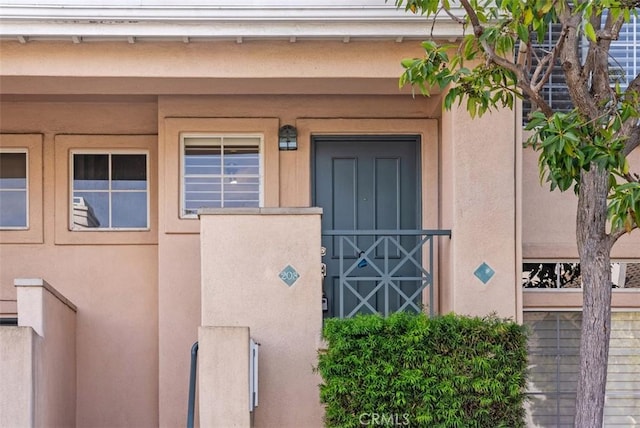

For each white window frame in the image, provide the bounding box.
[0,148,29,230]
[69,149,150,231]
[179,133,264,219]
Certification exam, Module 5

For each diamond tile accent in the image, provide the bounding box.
[279,265,300,287]
[474,262,495,284]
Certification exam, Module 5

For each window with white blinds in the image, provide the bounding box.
[522,23,573,115]
[181,135,262,217]
[523,16,639,117]
[608,14,638,88]
[525,311,640,427]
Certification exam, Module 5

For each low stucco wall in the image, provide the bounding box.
[199,208,324,428]
[0,326,35,427]
[10,278,77,428]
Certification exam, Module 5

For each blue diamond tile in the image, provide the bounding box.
[474,262,495,284]
[279,265,300,287]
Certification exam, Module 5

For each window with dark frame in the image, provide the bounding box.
[71,152,148,230]
[0,150,28,229]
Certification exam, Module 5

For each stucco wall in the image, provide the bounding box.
[521,145,640,309]
[0,100,159,427]
[0,40,429,96]
[3,91,635,427]
[4,58,636,428]
[157,94,440,427]
[440,103,520,319]
[522,145,640,259]
[1,91,440,427]
[1,36,445,426]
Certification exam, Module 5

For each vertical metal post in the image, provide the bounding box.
[384,237,389,317]
[187,341,199,428]
[339,237,344,318]
[555,314,561,427]
[429,236,434,318]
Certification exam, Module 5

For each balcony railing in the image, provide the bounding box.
[322,229,451,318]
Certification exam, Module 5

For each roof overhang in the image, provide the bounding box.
[0,1,466,43]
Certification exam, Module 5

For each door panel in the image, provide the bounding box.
[313,136,421,318]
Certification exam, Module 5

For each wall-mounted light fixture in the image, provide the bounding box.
[278,125,298,151]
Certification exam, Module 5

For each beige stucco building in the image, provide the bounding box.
[0,1,638,427]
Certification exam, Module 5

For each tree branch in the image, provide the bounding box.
[519,82,554,117]
[557,7,600,119]
[622,171,640,183]
[623,123,640,156]
[516,39,530,68]
[626,73,640,99]
[532,26,567,93]
[457,0,554,117]
[589,12,625,103]
[621,74,640,156]
[530,50,552,88]
[609,222,638,245]
[442,6,466,25]
[456,0,520,73]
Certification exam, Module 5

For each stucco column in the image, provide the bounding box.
[440,104,519,319]
[198,326,251,428]
[199,207,324,428]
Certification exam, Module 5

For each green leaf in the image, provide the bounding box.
[584,21,596,41]
[517,23,529,42]
[523,9,534,25]
[463,35,476,59]
[539,0,553,15]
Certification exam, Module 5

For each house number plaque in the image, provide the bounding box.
[279,265,300,287]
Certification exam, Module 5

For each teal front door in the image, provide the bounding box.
[313,135,422,318]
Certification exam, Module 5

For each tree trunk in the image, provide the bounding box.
[574,166,613,428]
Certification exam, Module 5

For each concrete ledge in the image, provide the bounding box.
[15,278,77,313]
[198,207,323,216]
[524,289,640,309]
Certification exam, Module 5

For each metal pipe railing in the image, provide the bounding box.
[187,341,199,428]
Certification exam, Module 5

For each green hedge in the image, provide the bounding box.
[316,312,528,428]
